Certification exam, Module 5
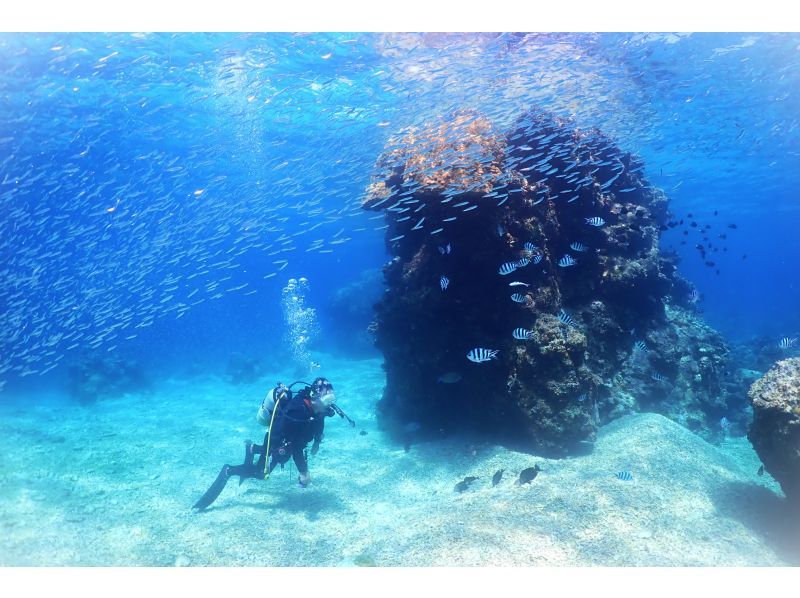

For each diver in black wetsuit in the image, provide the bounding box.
[193,377,352,511]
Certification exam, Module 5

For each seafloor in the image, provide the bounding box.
[0,354,797,566]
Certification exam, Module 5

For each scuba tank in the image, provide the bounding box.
[256,383,291,426]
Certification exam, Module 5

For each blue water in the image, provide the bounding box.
[1,32,799,566]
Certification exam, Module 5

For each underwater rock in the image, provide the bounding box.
[325,268,384,356]
[747,358,800,506]
[66,353,150,403]
[224,352,263,385]
[365,107,732,454]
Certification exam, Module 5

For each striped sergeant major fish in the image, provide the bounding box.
[616,471,633,481]
[512,327,534,340]
[569,242,588,252]
[633,340,647,353]
[558,254,577,267]
[516,257,530,268]
[439,276,449,291]
[523,242,538,254]
[779,337,797,349]
[586,217,605,227]
[467,347,499,363]
[510,293,529,304]
[651,372,668,383]
[558,309,576,327]
[499,261,518,275]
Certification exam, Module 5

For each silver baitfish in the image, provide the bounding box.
[499,261,518,275]
[558,254,577,267]
[585,217,606,227]
[569,242,588,252]
[440,275,449,291]
[467,347,499,363]
[508,281,530,287]
[512,327,534,340]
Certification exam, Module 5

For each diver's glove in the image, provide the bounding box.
[298,472,311,488]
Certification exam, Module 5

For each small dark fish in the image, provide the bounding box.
[454,476,479,493]
[727,223,738,229]
[616,471,633,481]
[714,210,718,216]
[757,465,764,476]
[492,469,504,487]
[518,465,541,485]
[359,430,368,436]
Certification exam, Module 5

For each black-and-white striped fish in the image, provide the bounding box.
[586,217,605,227]
[510,293,527,303]
[558,254,577,267]
[531,253,543,265]
[512,327,534,340]
[779,337,797,349]
[569,242,588,252]
[633,340,647,352]
[516,257,530,268]
[558,309,576,327]
[467,347,499,363]
[438,243,451,255]
[651,372,667,383]
[523,242,537,253]
[440,275,449,291]
[499,261,518,275]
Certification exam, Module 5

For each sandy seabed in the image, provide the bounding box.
[1,354,797,567]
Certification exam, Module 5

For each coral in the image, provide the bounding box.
[365,107,734,454]
[747,358,800,505]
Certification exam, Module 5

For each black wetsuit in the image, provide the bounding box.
[193,387,333,510]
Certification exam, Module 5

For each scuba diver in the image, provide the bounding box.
[192,376,354,511]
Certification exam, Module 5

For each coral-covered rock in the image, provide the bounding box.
[748,358,800,504]
[365,107,732,454]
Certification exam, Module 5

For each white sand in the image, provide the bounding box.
[0,355,795,566]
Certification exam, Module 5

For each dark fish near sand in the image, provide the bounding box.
[437,371,463,384]
[518,465,541,484]
[454,476,478,493]
[492,469,504,487]
[757,465,764,476]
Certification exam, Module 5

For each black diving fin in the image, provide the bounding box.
[193,465,231,511]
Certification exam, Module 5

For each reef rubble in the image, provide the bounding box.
[363,108,735,454]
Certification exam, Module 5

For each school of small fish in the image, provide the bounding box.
[1,32,798,389]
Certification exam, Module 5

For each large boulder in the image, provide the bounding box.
[748,358,800,505]
[364,107,732,454]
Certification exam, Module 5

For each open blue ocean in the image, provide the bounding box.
[1,32,799,568]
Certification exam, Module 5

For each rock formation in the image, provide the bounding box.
[364,108,732,454]
[748,358,800,505]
